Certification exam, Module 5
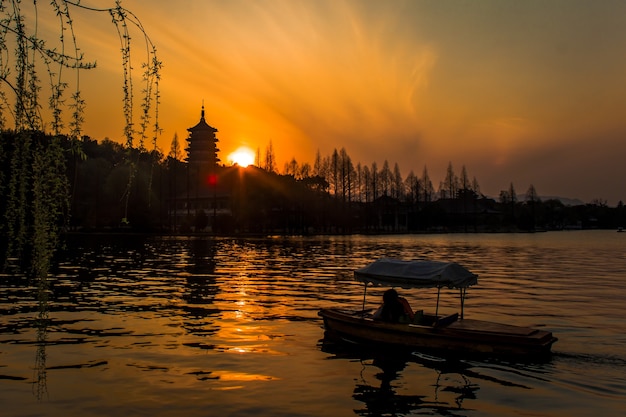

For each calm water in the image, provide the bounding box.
[1,231,625,417]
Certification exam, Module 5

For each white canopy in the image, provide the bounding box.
[354,258,478,289]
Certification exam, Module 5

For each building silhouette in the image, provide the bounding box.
[185,105,220,181]
[170,106,231,232]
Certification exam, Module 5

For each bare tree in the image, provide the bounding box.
[378,160,391,196]
[264,140,277,173]
[361,165,370,203]
[169,133,181,160]
[313,149,322,177]
[405,170,420,204]
[499,190,511,205]
[392,162,403,200]
[284,157,298,177]
[509,182,517,204]
[371,161,378,201]
[472,176,481,196]
[460,165,470,192]
[255,147,261,167]
[442,161,458,199]
[591,198,608,207]
[421,166,433,202]
[339,148,354,203]
[355,162,363,202]
[298,162,311,179]
[330,148,339,196]
[525,184,540,230]
[525,184,539,203]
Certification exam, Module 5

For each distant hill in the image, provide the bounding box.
[487,194,586,206]
[539,196,585,206]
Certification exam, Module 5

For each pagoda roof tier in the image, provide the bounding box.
[188,117,218,133]
[188,106,218,133]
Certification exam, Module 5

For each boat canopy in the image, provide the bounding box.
[354,258,478,289]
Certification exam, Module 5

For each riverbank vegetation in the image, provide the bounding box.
[2,131,623,244]
[0,1,159,277]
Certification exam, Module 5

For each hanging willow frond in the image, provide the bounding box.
[0,1,160,279]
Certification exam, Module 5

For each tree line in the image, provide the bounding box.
[1,1,624,278]
[256,142,624,233]
[2,131,623,245]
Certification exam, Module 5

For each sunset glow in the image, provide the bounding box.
[54,1,626,205]
[228,147,255,167]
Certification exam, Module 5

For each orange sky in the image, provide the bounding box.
[23,1,626,205]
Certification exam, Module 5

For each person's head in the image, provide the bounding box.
[383,288,398,304]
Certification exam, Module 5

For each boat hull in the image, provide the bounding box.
[318,308,557,359]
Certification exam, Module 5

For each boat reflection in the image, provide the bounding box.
[319,335,479,416]
[352,359,427,416]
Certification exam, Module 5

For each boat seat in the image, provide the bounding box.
[434,312,459,328]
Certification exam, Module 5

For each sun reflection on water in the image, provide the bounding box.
[1,232,625,417]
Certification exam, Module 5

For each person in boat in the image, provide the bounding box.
[373,289,415,323]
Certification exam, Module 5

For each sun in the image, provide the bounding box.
[228,147,255,167]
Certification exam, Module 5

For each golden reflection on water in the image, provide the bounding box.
[209,370,279,382]
[1,231,625,417]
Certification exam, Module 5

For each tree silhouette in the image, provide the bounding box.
[264,139,277,173]
[0,1,160,275]
[421,166,434,202]
[442,161,458,199]
[392,162,403,200]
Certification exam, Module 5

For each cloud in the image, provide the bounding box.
[62,0,626,204]
[193,1,438,161]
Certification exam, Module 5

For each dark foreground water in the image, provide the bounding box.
[1,231,625,417]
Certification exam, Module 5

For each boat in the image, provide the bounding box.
[318,258,558,359]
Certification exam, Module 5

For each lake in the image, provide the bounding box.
[1,231,625,416]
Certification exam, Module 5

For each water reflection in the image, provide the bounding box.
[320,337,479,416]
[181,239,220,338]
[1,232,624,417]
[185,238,217,275]
[34,273,49,400]
[352,358,427,417]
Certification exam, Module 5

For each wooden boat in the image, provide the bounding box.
[318,258,558,359]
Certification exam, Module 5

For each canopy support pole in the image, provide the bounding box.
[361,284,368,316]
[460,288,466,319]
[435,287,441,317]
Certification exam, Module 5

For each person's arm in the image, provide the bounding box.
[399,297,414,320]
[373,304,384,320]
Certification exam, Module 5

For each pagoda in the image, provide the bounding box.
[185,105,220,181]
[170,105,231,233]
